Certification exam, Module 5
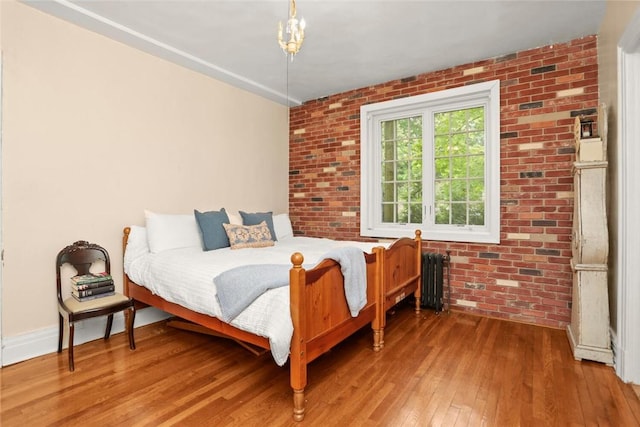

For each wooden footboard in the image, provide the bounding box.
[288,251,380,421]
[375,230,422,347]
[122,227,381,422]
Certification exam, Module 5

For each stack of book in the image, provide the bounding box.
[71,272,115,302]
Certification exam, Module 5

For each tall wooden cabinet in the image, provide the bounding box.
[566,105,614,365]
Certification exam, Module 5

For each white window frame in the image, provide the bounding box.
[360,80,500,244]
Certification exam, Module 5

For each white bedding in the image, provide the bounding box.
[123,226,385,366]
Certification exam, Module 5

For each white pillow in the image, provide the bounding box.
[273,213,294,240]
[144,210,202,253]
[227,211,242,225]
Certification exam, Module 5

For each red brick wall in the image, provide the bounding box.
[289,36,598,328]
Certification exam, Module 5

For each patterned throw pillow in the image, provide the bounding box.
[223,221,274,249]
[239,211,278,241]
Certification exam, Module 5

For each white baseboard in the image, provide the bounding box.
[1,307,171,367]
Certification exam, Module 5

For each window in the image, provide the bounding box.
[360,80,500,243]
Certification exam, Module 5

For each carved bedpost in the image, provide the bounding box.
[122,227,134,328]
[289,252,307,421]
[414,230,422,315]
[123,227,131,297]
[372,246,385,351]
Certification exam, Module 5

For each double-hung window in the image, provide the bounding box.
[360,80,500,243]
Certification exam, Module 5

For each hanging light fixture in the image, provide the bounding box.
[277,0,306,60]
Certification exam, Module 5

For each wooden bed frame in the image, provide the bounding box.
[122,227,421,421]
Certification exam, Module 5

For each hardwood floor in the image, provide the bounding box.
[2,303,639,426]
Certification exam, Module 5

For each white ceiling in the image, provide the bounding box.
[24,0,607,106]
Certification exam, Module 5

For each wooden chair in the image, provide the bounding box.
[56,240,136,371]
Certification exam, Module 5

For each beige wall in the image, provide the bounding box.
[0,2,288,337]
[598,0,640,329]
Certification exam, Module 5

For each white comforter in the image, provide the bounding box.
[123,226,384,366]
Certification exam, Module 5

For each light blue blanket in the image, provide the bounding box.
[321,246,367,316]
[214,247,367,322]
[215,264,290,322]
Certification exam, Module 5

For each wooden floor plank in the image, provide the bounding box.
[1,303,639,426]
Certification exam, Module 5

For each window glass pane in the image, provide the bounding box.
[397,118,410,139]
[434,112,449,134]
[381,161,394,180]
[409,116,422,138]
[382,181,394,203]
[409,203,422,223]
[451,203,467,225]
[451,133,466,154]
[468,131,484,154]
[468,154,484,178]
[381,140,395,161]
[469,178,484,201]
[434,181,450,202]
[469,203,485,225]
[381,121,395,141]
[435,202,450,224]
[396,161,408,180]
[411,138,422,158]
[451,180,467,202]
[450,110,466,133]
[435,135,449,157]
[411,159,422,180]
[435,158,450,179]
[451,156,467,178]
[467,107,484,131]
[397,140,410,160]
[396,182,408,203]
[410,182,422,202]
[397,203,408,223]
[382,203,395,223]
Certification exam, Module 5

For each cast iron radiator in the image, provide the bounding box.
[421,252,450,312]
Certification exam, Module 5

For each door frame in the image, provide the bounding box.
[0,52,3,367]
[616,9,640,384]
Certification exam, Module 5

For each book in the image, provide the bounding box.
[72,284,115,298]
[70,272,112,285]
[71,279,114,291]
[72,291,115,302]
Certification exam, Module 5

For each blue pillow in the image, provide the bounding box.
[239,211,277,241]
[194,208,231,250]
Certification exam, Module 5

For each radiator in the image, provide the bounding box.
[421,252,447,312]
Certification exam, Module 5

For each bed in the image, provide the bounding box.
[122,213,421,421]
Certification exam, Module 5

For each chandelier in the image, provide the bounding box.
[277,0,306,59]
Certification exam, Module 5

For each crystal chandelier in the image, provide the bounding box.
[277,0,306,59]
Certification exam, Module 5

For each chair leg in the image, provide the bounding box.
[127,307,136,350]
[68,322,75,372]
[104,314,114,340]
[57,314,64,353]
